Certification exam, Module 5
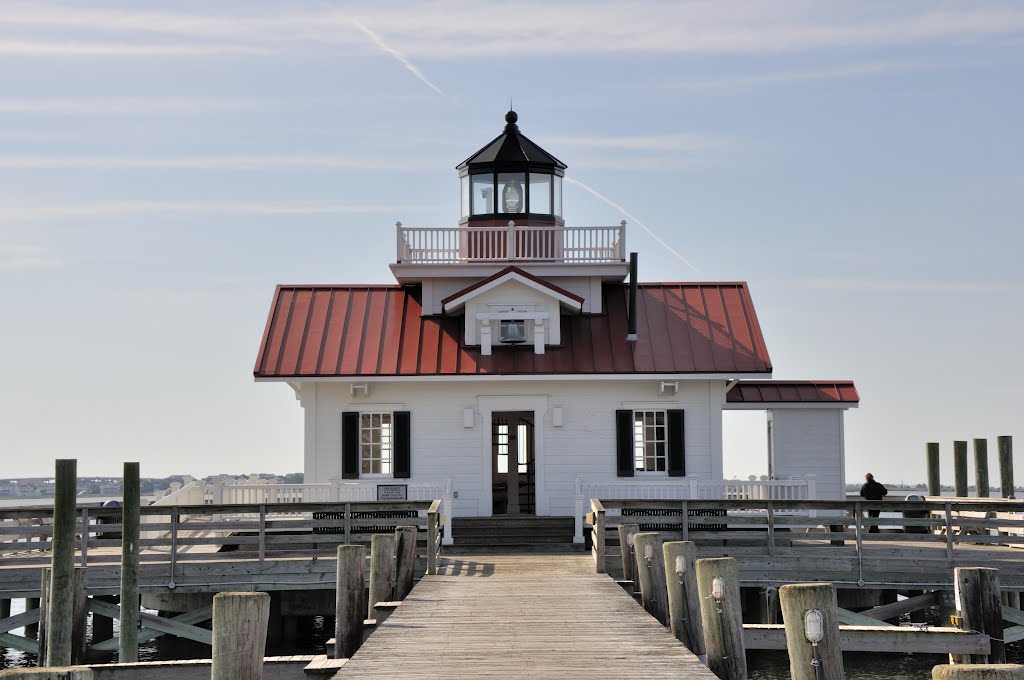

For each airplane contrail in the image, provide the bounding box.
[564,176,698,271]
[351,18,444,97]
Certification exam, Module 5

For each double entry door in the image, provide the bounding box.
[491,411,535,515]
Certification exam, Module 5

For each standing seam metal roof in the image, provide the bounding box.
[254,282,772,378]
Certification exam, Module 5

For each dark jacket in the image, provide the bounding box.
[860,480,888,501]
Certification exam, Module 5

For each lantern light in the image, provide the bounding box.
[675,556,686,576]
[804,609,824,644]
[626,531,635,547]
[644,544,654,560]
[711,576,725,602]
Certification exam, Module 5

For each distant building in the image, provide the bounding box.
[254,112,859,529]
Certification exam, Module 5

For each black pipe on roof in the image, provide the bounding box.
[627,252,638,342]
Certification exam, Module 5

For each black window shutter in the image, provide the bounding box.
[615,410,634,477]
[341,411,360,479]
[394,411,411,479]
[667,409,685,477]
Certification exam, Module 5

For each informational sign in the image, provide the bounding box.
[376,484,408,501]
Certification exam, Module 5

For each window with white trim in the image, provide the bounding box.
[633,410,667,473]
[360,412,393,475]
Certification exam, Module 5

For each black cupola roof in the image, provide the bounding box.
[457,111,566,175]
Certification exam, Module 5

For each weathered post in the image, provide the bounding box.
[37,568,50,666]
[119,462,141,662]
[46,459,77,667]
[999,436,1015,499]
[368,534,397,620]
[954,441,969,498]
[333,545,365,659]
[0,599,9,621]
[71,568,88,664]
[932,665,1024,679]
[211,591,271,680]
[927,442,942,497]
[663,540,704,657]
[394,525,418,600]
[617,523,639,586]
[25,598,40,639]
[696,557,746,680]
[955,567,1005,664]
[779,583,845,680]
[632,532,669,625]
[974,439,990,498]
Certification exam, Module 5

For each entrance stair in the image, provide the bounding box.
[452,516,576,548]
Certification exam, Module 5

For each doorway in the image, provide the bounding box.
[491,411,535,515]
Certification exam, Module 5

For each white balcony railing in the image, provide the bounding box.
[396,222,626,265]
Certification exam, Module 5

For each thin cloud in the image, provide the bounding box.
[0,244,63,271]
[564,176,698,272]
[350,18,444,96]
[0,97,294,115]
[0,40,264,57]
[548,133,720,153]
[3,200,445,221]
[0,154,433,172]
[798,278,1023,294]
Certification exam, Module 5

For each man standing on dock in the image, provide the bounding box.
[860,473,888,533]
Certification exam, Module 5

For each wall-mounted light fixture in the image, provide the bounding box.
[660,381,679,395]
[552,406,564,427]
[804,608,825,675]
[711,576,725,614]
[463,408,474,428]
[674,555,686,576]
[350,383,370,397]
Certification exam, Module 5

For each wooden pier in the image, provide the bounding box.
[336,552,717,678]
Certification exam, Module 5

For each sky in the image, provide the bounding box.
[1,1,1021,485]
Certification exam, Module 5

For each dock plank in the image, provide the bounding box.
[337,552,715,678]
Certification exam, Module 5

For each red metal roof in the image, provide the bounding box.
[254,282,772,378]
[726,381,859,404]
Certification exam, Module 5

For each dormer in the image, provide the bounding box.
[441,267,583,355]
[390,111,630,287]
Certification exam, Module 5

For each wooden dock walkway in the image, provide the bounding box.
[337,552,716,678]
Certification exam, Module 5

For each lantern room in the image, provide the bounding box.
[457,111,566,226]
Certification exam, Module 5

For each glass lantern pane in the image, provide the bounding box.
[529,174,551,214]
[497,173,526,214]
[553,175,563,216]
[471,174,493,215]
[460,175,470,218]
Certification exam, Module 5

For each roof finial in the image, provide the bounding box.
[504,108,519,132]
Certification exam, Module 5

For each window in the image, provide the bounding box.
[633,410,667,473]
[360,412,393,475]
[529,173,552,214]
[471,174,494,215]
[496,422,529,474]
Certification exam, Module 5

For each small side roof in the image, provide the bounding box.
[725,380,860,409]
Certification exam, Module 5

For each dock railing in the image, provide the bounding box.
[573,476,816,543]
[585,497,1024,585]
[0,500,445,595]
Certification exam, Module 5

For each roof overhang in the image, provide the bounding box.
[258,373,773,384]
[442,266,584,313]
[723,380,860,410]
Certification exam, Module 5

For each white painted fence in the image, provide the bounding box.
[153,478,455,545]
[572,475,817,544]
[396,223,626,264]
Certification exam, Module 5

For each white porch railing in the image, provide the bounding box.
[153,478,455,545]
[396,223,626,264]
[572,475,817,544]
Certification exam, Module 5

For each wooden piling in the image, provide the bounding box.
[696,557,746,680]
[932,665,1024,679]
[999,436,1015,499]
[70,568,88,664]
[25,599,40,639]
[779,583,845,680]
[0,599,8,625]
[334,545,365,659]
[954,441,969,498]
[394,525,417,600]
[119,462,140,662]
[632,532,669,625]
[662,540,704,656]
[91,596,116,643]
[617,523,639,586]
[46,459,77,667]
[975,439,990,498]
[37,568,50,666]
[368,534,397,620]
[211,592,270,680]
[955,567,1005,663]
[928,442,942,497]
